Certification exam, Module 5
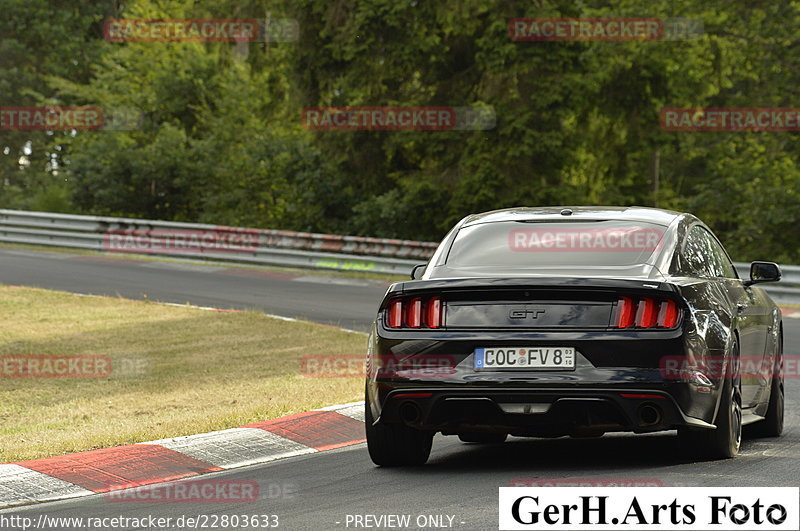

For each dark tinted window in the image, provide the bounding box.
[446,220,666,268]
[680,226,711,276]
[679,225,736,278]
[703,228,737,278]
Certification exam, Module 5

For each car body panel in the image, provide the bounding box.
[365,206,782,440]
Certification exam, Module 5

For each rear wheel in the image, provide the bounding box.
[752,377,784,437]
[365,394,433,467]
[750,332,784,437]
[680,343,742,459]
[708,377,742,458]
[458,432,507,444]
[680,380,741,458]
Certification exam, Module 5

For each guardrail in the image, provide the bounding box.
[732,262,800,305]
[0,209,433,276]
[0,209,798,304]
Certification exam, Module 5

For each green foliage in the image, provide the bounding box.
[0,0,797,262]
[0,0,110,210]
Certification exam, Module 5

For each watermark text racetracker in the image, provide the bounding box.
[1,355,110,378]
[104,18,298,42]
[103,479,297,503]
[103,228,259,254]
[661,355,799,383]
[1,107,102,130]
[508,17,703,41]
[1,106,144,131]
[508,227,663,253]
[0,355,148,378]
[302,106,495,131]
[301,355,457,378]
[499,487,799,530]
[661,107,800,131]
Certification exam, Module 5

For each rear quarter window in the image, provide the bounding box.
[676,225,737,278]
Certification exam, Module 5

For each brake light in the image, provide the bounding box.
[385,296,443,329]
[614,297,635,328]
[614,297,681,329]
[635,298,658,328]
[387,299,403,328]
[426,297,441,328]
[657,300,679,328]
[406,298,422,328]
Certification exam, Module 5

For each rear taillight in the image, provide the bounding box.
[388,299,403,328]
[657,300,679,328]
[635,298,658,328]
[385,296,444,329]
[406,298,422,328]
[613,297,681,329]
[426,297,441,328]
[614,297,635,328]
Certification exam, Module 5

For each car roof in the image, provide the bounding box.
[461,206,684,227]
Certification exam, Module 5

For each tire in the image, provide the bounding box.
[680,343,742,459]
[752,377,784,437]
[707,376,742,458]
[458,432,507,444]
[750,331,784,438]
[365,394,433,467]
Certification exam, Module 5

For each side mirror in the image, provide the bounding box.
[744,261,781,286]
[410,264,426,280]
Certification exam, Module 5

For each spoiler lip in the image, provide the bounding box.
[387,276,678,293]
[379,277,683,312]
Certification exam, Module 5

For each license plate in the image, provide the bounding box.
[474,347,575,370]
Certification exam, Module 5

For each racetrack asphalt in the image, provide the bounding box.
[1,246,798,530]
[0,247,388,332]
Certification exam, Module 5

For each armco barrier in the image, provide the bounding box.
[0,209,433,276]
[731,262,800,305]
[0,209,797,303]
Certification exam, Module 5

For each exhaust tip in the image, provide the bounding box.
[637,404,662,426]
[399,401,422,425]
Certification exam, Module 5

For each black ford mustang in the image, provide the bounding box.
[365,206,784,466]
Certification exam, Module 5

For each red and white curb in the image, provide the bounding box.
[0,402,364,509]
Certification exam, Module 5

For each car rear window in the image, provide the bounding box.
[446,220,667,268]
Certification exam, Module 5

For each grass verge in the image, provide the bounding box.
[0,285,366,462]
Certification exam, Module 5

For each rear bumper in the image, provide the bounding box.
[371,386,715,437]
[365,315,728,434]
